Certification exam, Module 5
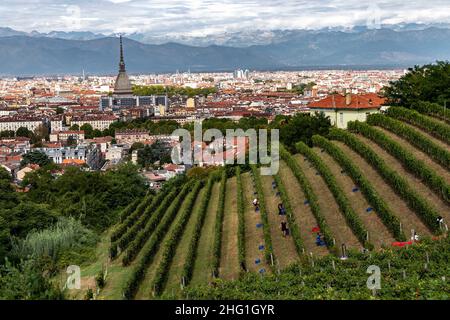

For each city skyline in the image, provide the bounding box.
[1,0,450,36]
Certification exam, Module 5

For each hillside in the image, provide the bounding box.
[71,106,450,300]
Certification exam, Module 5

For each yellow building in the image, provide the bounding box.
[308,93,386,129]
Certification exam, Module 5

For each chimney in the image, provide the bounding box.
[346,92,352,106]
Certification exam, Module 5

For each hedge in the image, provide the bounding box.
[118,198,142,223]
[211,170,227,278]
[181,176,215,286]
[122,182,192,299]
[329,127,440,233]
[122,184,190,266]
[296,141,372,250]
[367,113,450,169]
[151,181,202,295]
[410,101,450,123]
[250,165,275,270]
[273,174,304,255]
[312,135,406,241]
[352,120,450,204]
[111,187,179,259]
[280,145,335,248]
[236,167,247,274]
[110,193,154,243]
[387,107,450,144]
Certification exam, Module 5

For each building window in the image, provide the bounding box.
[339,112,344,125]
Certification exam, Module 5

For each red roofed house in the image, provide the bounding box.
[308,92,387,129]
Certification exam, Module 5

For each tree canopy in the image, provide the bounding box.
[384,61,450,107]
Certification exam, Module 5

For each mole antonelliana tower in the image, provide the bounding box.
[113,35,133,96]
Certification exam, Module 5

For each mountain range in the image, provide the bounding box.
[0,26,450,76]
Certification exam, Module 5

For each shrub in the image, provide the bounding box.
[387,107,450,144]
[329,126,440,233]
[122,183,192,299]
[312,135,406,241]
[121,187,186,266]
[250,165,275,269]
[151,182,202,295]
[110,188,175,259]
[211,170,227,277]
[273,174,304,255]
[280,145,335,248]
[181,177,215,286]
[296,141,372,249]
[236,167,246,274]
[367,113,450,171]
[352,119,450,204]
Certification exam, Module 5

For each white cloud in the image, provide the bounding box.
[0,0,449,35]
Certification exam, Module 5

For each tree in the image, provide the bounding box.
[21,151,51,167]
[384,61,450,106]
[16,127,33,138]
[69,124,80,131]
[80,124,94,139]
[56,107,64,115]
[272,112,331,152]
[137,141,172,168]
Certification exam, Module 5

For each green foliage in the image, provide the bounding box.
[181,177,214,286]
[272,112,331,152]
[211,171,227,277]
[351,120,450,205]
[22,163,147,232]
[250,165,275,269]
[152,182,202,295]
[133,85,217,98]
[185,237,450,300]
[122,183,192,299]
[280,145,335,248]
[110,193,154,243]
[296,141,372,250]
[329,126,440,233]
[80,124,94,139]
[367,114,450,169]
[312,135,406,241]
[137,141,172,168]
[387,107,450,144]
[119,197,142,223]
[410,101,450,123]
[10,217,97,268]
[273,174,304,255]
[0,258,63,300]
[96,269,106,289]
[109,193,157,259]
[121,188,182,266]
[16,127,33,138]
[21,150,51,167]
[384,61,450,107]
[235,167,246,273]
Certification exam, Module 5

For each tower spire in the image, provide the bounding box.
[119,35,126,72]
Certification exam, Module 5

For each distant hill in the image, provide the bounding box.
[0,27,450,75]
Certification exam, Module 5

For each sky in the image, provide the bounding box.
[1,0,450,36]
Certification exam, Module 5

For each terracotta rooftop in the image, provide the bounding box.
[308,93,386,110]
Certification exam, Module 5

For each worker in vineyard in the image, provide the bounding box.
[316,233,325,246]
[437,216,444,227]
[278,203,286,216]
[280,221,289,237]
[253,198,259,207]
[411,231,420,242]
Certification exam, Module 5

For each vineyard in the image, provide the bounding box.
[74,107,449,300]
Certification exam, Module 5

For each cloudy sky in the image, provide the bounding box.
[1,0,450,35]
